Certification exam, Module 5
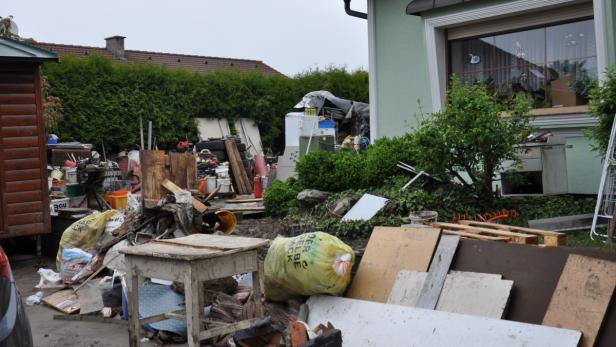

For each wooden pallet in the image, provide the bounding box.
[432,221,566,246]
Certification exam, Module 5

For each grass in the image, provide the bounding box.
[565,229,616,252]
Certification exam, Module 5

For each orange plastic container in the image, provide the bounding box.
[109,190,129,209]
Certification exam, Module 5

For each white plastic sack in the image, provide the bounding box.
[35,268,64,289]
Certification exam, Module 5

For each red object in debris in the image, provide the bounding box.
[289,321,308,347]
[253,175,262,199]
[64,160,77,168]
[254,154,267,177]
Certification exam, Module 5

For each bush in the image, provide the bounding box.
[263,179,302,217]
[295,151,366,192]
[42,55,369,152]
[362,134,417,187]
[413,77,532,204]
[588,66,616,153]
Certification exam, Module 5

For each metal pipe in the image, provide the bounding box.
[344,0,367,20]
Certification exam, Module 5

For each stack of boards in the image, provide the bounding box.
[307,227,616,347]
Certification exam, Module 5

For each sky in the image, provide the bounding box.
[4,0,369,75]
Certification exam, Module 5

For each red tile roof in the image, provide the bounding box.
[28,40,281,75]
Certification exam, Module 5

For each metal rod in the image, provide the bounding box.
[139,116,145,150]
[101,140,107,163]
[148,121,153,150]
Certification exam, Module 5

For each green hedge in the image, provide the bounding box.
[42,55,368,152]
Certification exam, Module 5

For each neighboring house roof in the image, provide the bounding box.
[26,36,281,75]
[0,37,58,62]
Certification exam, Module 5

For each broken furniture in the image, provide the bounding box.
[120,234,270,347]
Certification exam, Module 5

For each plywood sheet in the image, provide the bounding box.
[307,295,581,347]
[451,239,616,347]
[387,270,426,306]
[437,274,513,319]
[43,289,80,314]
[341,194,389,222]
[543,254,616,347]
[346,227,440,302]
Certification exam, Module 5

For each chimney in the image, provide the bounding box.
[105,35,126,59]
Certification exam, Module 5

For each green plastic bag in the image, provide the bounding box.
[264,232,354,301]
[56,210,117,270]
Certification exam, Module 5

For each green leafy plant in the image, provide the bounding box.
[412,77,532,204]
[588,66,616,153]
[263,178,302,217]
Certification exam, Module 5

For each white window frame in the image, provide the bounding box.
[423,0,609,112]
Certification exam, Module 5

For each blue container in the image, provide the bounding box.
[319,119,335,129]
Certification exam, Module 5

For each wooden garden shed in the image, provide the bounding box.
[0,37,57,239]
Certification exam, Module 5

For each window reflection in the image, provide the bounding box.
[449,19,597,108]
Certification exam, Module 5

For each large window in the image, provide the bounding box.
[449,19,597,109]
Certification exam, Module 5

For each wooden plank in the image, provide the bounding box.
[1,147,40,160]
[346,227,441,302]
[0,136,39,148]
[4,168,43,181]
[543,254,616,347]
[6,201,44,215]
[0,83,35,93]
[226,198,263,204]
[3,158,41,170]
[415,235,460,309]
[161,179,207,214]
[198,318,259,341]
[224,139,252,195]
[307,295,582,347]
[433,222,538,244]
[7,212,44,226]
[0,114,37,126]
[140,150,167,208]
[387,270,513,319]
[5,179,42,193]
[1,125,38,137]
[42,289,80,314]
[169,152,196,190]
[4,190,43,204]
[53,314,127,325]
[156,233,270,251]
[0,223,47,239]
[442,229,509,241]
[459,220,565,246]
[0,104,37,115]
[0,93,36,104]
[436,273,513,319]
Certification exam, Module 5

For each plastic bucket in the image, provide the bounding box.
[408,211,438,225]
[206,176,217,194]
[215,210,237,234]
[217,178,231,193]
[110,190,129,209]
[65,167,78,184]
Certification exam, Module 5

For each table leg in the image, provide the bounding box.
[127,272,141,347]
[185,272,201,347]
[252,262,265,318]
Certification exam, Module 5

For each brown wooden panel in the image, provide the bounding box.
[3,190,43,204]
[4,168,43,181]
[1,136,39,148]
[0,114,37,126]
[1,147,39,160]
[1,125,38,137]
[0,94,36,104]
[3,158,41,171]
[0,104,37,115]
[6,201,44,215]
[0,83,35,94]
[0,223,48,238]
[7,212,44,226]
[0,73,35,84]
[5,180,42,193]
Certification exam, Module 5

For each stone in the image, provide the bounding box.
[297,190,331,211]
[332,197,353,216]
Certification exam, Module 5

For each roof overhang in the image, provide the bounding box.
[406,0,478,16]
[0,37,58,63]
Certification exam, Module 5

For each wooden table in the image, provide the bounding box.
[120,234,270,347]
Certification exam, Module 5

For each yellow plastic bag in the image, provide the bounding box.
[56,210,117,270]
[264,232,354,301]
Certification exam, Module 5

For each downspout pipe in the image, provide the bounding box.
[344,0,367,20]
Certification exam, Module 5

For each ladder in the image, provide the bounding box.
[591,115,616,240]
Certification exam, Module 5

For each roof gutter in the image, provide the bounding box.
[344,0,367,20]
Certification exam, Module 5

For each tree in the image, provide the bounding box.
[588,66,616,153]
[412,77,532,204]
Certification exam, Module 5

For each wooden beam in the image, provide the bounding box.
[432,223,538,244]
[198,318,259,341]
[140,150,167,208]
[459,220,565,246]
[161,179,207,214]
[224,139,252,195]
[442,229,508,241]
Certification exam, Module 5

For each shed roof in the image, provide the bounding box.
[0,37,58,62]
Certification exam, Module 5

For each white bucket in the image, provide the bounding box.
[206,176,217,194]
[65,167,78,184]
[217,178,232,193]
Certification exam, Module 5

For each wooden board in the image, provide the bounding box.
[433,222,538,244]
[224,139,252,195]
[459,220,565,246]
[140,150,167,208]
[43,289,80,314]
[388,270,512,319]
[543,254,616,347]
[161,179,207,214]
[451,239,616,347]
[442,229,508,241]
[415,235,459,309]
[436,273,513,319]
[307,295,582,347]
[168,152,197,190]
[346,227,440,302]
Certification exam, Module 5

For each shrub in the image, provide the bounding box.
[413,77,532,204]
[362,134,417,187]
[295,151,366,192]
[588,66,616,153]
[263,179,302,217]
